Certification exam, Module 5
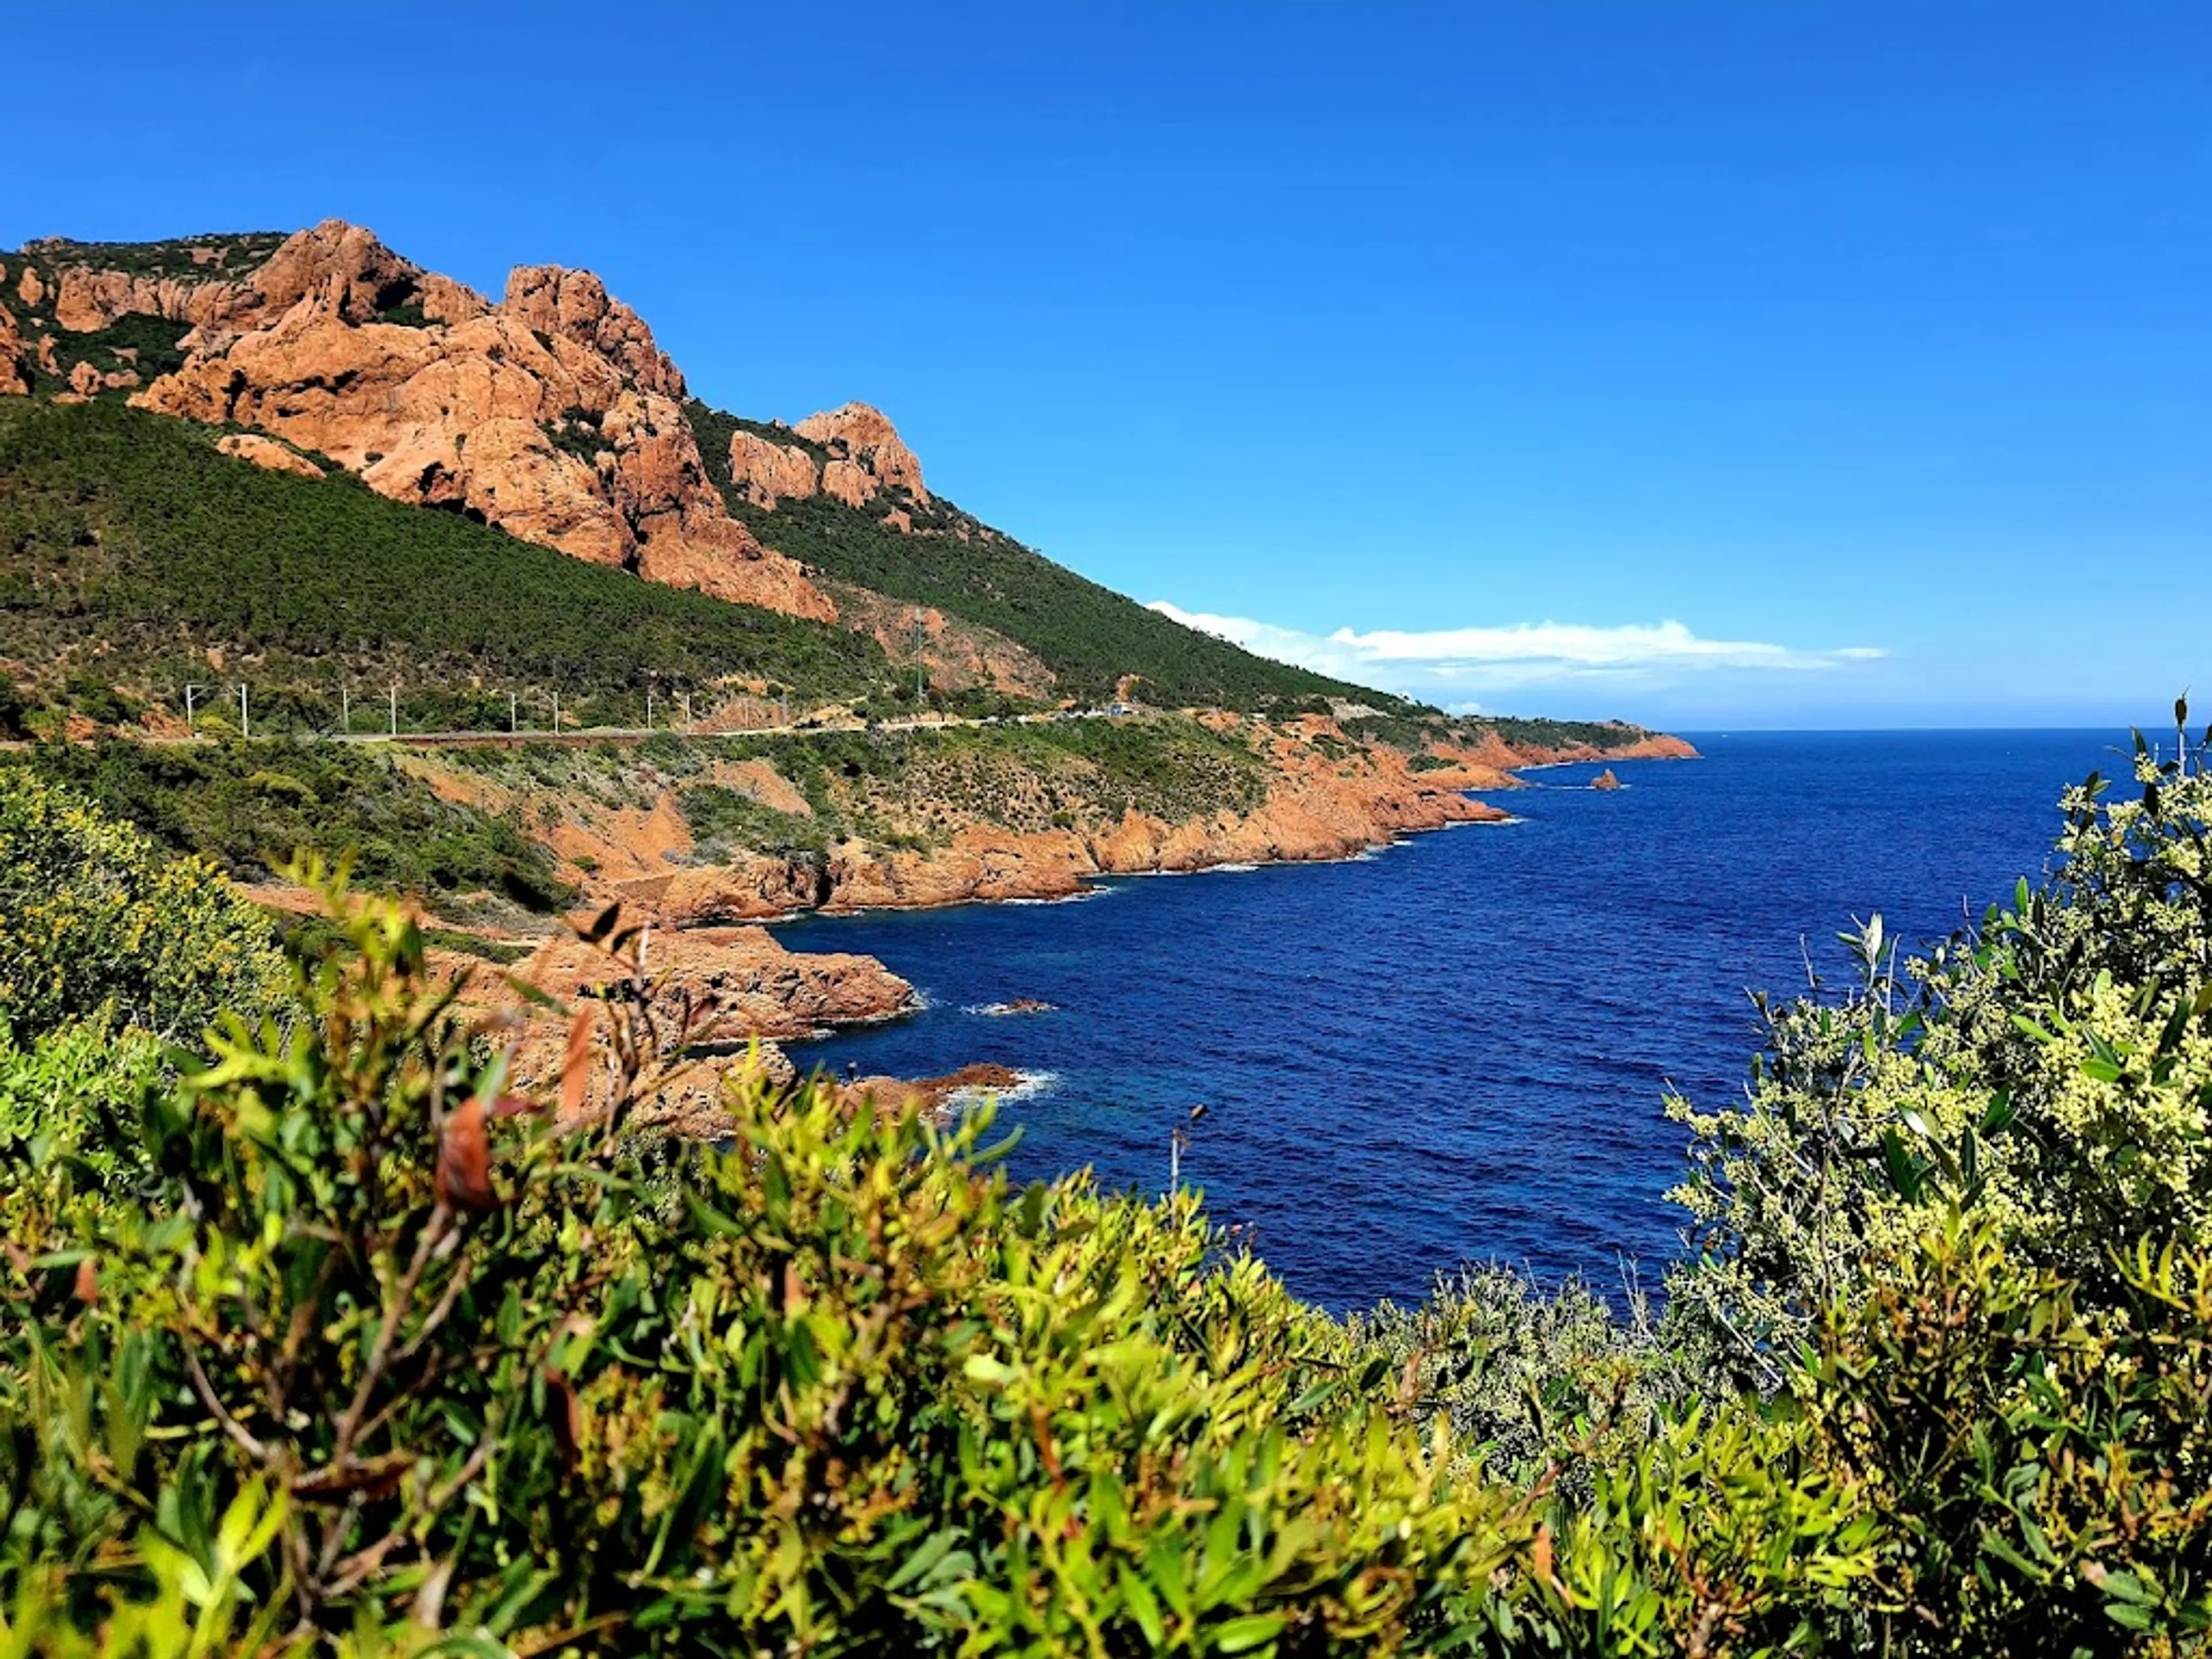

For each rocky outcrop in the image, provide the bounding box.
[728,429,820,507]
[1590,768,1622,791]
[105,220,833,621]
[218,432,325,478]
[50,264,245,335]
[796,402,927,503]
[513,923,912,1043]
[0,304,26,397]
[840,1063,1022,1120]
[730,402,930,518]
[468,922,913,1129]
[501,264,682,399]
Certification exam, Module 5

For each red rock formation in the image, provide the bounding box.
[1590,768,1622,791]
[112,221,834,622]
[217,432,325,478]
[501,264,683,399]
[466,923,912,1130]
[628,718,1516,925]
[840,1062,1022,1120]
[0,304,26,397]
[728,429,820,507]
[793,402,929,506]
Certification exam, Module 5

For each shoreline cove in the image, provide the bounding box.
[782,731,2113,1309]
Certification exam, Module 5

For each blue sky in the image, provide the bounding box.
[3,2,2205,726]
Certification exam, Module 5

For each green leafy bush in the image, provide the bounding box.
[13,738,574,913]
[0,768,282,1043]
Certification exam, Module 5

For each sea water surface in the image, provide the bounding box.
[789,730,2122,1312]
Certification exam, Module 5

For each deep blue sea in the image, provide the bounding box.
[787,730,2123,1313]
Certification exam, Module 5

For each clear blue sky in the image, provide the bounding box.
[3,2,2205,727]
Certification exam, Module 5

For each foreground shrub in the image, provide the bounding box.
[6,729,2212,1654]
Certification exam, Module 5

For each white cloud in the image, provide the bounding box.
[1146,603,1886,702]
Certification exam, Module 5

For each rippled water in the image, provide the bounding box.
[788,730,2121,1312]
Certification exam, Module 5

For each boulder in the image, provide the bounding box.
[217,432,325,478]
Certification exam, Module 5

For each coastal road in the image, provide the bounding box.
[129,708,1124,751]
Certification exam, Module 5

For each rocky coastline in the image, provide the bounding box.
[600,718,1698,927]
[416,725,1694,1131]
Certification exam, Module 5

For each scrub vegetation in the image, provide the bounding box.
[687,398,1397,712]
[5,725,2212,1654]
[0,399,899,732]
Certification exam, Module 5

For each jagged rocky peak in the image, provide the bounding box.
[727,401,930,519]
[0,219,836,623]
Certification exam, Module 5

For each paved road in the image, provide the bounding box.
[136,709,1122,749]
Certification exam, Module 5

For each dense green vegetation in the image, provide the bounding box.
[6,230,288,283]
[9,739,573,915]
[5,313,195,397]
[4,732,2212,1653]
[0,767,283,1044]
[446,717,1271,859]
[687,398,1395,711]
[0,399,899,730]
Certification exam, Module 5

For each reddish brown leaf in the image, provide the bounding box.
[545,1368,582,1474]
[490,1092,543,1120]
[1533,1521,1554,1588]
[435,1098,497,1212]
[71,1257,99,1305]
[560,1004,598,1121]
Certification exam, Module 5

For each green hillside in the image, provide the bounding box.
[686,399,1399,712]
[0,398,898,732]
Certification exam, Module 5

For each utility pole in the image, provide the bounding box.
[184,683,205,736]
[646,691,654,732]
[340,685,350,736]
[509,691,518,734]
[551,690,560,736]
[910,608,929,702]
[389,685,397,737]
[237,684,249,740]
[681,691,693,732]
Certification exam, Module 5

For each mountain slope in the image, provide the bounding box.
[3,222,834,619]
[1,222,1685,765]
[4,223,1404,714]
[0,397,895,732]
[682,400,1387,710]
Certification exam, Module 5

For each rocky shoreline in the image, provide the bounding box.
[603,718,1698,926]
[419,721,1698,1130]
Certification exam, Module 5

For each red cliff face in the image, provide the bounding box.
[728,401,930,526]
[18,220,836,621]
[0,295,27,397]
[797,401,929,506]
